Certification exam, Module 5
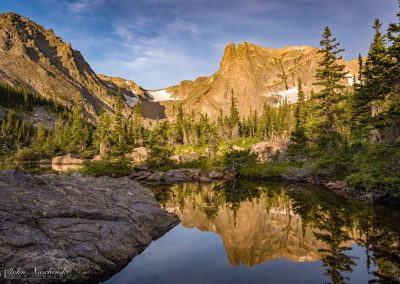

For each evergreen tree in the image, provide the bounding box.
[311,26,348,149]
[295,79,306,131]
[173,104,185,144]
[354,19,389,142]
[130,103,144,146]
[35,122,47,147]
[229,90,240,139]
[259,103,274,140]
[386,5,400,141]
[95,111,112,155]
[70,104,89,152]
[290,79,307,151]
[111,90,127,154]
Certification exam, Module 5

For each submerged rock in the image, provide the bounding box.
[52,153,85,165]
[0,170,179,283]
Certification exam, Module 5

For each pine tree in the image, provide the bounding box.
[35,122,47,147]
[290,79,307,151]
[352,19,390,142]
[229,90,240,139]
[295,79,306,131]
[173,104,185,144]
[130,103,144,146]
[111,90,127,154]
[386,5,400,141]
[312,26,348,149]
[95,111,112,155]
[70,104,89,152]
[259,103,274,140]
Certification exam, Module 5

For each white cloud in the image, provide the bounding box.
[67,0,105,13]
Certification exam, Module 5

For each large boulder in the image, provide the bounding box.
[163,170,189,183]
[208,170,224,179]
[178,168,205,180]
[0,170,178,283]
[51,153,85,165]
[126,147,149,163]
[146,171,165,182]
[130,170,152,181]
[170,153,199,164]
[134,164,148,171]
[251,140,289,162]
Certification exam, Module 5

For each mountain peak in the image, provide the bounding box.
[163,42,358,119]
[0,12,118,121]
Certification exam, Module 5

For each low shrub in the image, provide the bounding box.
[79,159,132,177]
[239,160,302,178]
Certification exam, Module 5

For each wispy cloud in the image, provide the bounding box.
[67,0,105,13]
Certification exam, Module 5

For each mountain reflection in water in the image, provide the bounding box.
[107,180,400,284]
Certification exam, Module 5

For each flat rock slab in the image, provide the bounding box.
[0,170,179,283]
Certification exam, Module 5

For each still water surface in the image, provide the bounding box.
[106,180,400,284]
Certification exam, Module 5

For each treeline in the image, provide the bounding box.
[93,91,294,156]
[0,83,70,117]
[1,109,35,147]
[0,84,74,155]
[1,83,295,162]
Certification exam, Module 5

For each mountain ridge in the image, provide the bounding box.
[0,13,360,122]
[0,13,152,121]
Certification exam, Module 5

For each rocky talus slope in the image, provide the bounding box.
[97,74,166,120]
[0,170,179,283]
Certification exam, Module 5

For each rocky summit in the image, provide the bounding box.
[161,43,359,119]
[0,170,179,283]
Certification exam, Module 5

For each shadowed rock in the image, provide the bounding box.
[0,170,179,283]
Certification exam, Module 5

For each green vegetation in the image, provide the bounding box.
[79,159,132,178]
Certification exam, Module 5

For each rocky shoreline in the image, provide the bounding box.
[242,173,391,202]
[0,170,179,283]
[129,165,235,184]
[128,165,390,203]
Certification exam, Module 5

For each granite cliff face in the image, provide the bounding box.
[162,43,359,119]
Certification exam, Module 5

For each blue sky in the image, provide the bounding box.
[0,0,398,89]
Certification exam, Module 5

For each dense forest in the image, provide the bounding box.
[0,10,399,200]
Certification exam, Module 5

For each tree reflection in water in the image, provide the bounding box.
[150,180,400,283]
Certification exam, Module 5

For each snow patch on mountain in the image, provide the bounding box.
[148,89,178,102]
[345,73,357,86]
[276,87,298,104]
